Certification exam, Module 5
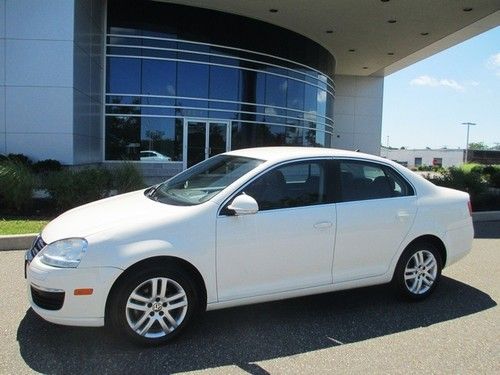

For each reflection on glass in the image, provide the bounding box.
[106,117,183,161]
[142,60,176,96]
[177,62,209,98]
[107,57,141,94]
[187,122,206,167]
[209,66,239,100]
[209,123,227,158]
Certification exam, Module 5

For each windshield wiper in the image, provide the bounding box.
[146,184,160,197]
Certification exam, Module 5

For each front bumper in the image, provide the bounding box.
[26,251,122,327]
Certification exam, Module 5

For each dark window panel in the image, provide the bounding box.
[141,59,176,96]
[265,74,287,109]
[107,57,141,94]
[287,79,305,111]
[105,116,141,160]
[177,62,209,98]
[209,66,239,100]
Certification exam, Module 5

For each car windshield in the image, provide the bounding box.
[146,155,264,206]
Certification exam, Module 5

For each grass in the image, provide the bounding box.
[0,219,49,235]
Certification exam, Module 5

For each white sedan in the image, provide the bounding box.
[25,147,474,345]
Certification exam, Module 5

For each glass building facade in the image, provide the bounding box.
[105,1,336,168]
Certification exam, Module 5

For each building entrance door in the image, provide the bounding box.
[183,119,231,169]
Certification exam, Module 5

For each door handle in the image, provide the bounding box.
[314,221,333,229]
[397,211,410,222]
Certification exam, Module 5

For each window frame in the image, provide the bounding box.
[335,158,416,203]
[218,157,336,216]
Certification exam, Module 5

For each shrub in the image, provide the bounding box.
[32,159,63,174]
[111,162,145,193]
[6,153,33,167]
[429,166,487,197]
[0,159,35,212]
[428,166,490,211]
[490,171,500,189]
[481,165,500,188]
[45,168,113,211]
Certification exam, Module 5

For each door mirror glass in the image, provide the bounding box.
[227,194,259,216]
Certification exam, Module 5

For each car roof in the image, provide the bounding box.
[226,146,388,164]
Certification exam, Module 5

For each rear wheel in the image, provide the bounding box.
[393,242,442,300]
[108,265,198,345]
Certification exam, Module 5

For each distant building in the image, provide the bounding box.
[381,147,500,168]
[381,147,464,168]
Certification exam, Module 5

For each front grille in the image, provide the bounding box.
[30,235,46,258]
[31,286,65,311]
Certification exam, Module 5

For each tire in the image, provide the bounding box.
[108,265,199,346]
[392,242,443,300]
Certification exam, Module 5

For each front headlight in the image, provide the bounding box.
[38,238,88,268]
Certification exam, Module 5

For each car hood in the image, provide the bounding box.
[41,190,187,243]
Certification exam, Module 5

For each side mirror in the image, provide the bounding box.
[227,194,259,216]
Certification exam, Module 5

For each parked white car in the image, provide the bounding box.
[25,147,474,345]
[140,150,172,162]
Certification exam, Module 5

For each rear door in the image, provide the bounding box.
[333,159,417,283]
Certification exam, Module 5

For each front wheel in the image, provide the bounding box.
[108,266,198,345]
[393,242,442,300]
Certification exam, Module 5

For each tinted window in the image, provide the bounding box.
[209,66,239,100]
[339,160,414,202]
[141,60,176,96]
[107,57,141,94]
[243,160,332,211]
[177,62,209,98]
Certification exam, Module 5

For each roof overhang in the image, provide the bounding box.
[161,0,500,76]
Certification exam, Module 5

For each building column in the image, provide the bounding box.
[332,75,384,155]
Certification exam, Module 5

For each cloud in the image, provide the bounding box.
[486,52,500,76]
[317,90,327,103]
[410,75,465,92]
[465,80,480,87]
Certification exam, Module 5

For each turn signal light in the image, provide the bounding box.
[467,201,472,217]
[74,288,93,296]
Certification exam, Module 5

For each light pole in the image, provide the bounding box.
[461,122,476,163]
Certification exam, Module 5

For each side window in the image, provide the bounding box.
[339,160,414,202]
[243,160,332,211]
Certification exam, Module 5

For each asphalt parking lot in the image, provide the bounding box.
[0,221,498,374]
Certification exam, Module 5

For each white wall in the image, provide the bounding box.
[1,0,75,163]
[381,148,465,168]
[332,75,384,155]
[0,0,105,164]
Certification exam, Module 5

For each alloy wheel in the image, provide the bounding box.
[125,277,188,338]
[404,250,438,295]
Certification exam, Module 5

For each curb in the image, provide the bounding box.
[0,234,37,251]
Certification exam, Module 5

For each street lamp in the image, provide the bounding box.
[461,122,476,163]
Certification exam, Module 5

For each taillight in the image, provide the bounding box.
[467,201,472,216]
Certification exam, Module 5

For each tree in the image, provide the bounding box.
[490,143,500,151]
[468,142,488,150]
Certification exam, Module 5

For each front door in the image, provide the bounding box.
[183,120,230,168]
[216,159,337,301]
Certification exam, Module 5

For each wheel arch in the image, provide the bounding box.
[105,256,208,324]
[404,234,447,268]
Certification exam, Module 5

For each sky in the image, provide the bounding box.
[382,26,500,149]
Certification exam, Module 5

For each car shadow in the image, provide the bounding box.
[17,276,496,375]
[474,221,500,239]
